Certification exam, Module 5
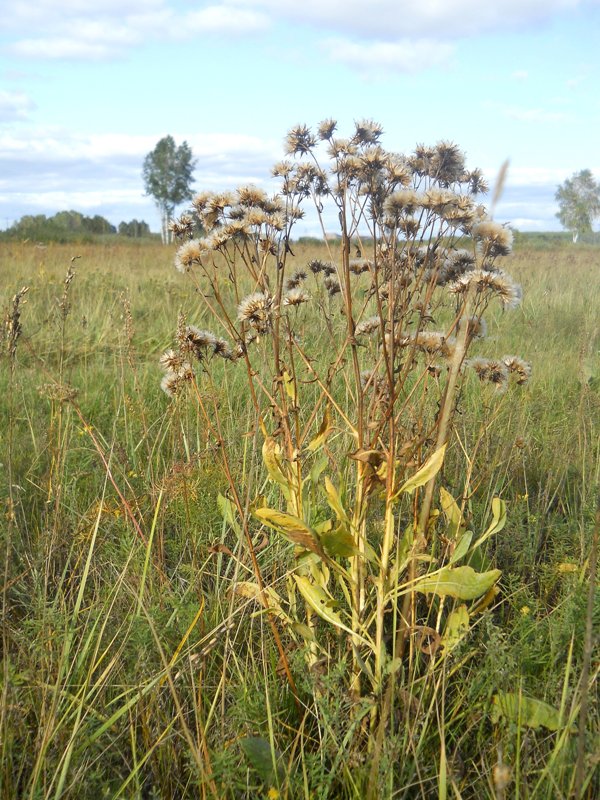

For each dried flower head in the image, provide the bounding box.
[448,269,522,309]
[285,270,308,291]
[414,331,456,360]
[472,220,514,257]
[502,355,532,384]
[212,336,234,360]
[429,141,466,186]
[237,185,269,207]
[349,258,372,275]
[283,287,311,307]
[353,119,383,145]
[456,316,488,340]
[285,124,316,155]
[318,118,337,140]
[169,213,195,239]
[161,368,193,398]
[324,275,341,296]
[355,316,381,337]
[174,239,205,272]
[237,292,274,333]
[178,326,217,359]
[384,189,422,217]
[468,357,509,391]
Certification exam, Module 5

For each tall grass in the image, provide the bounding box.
[1,190,598,795]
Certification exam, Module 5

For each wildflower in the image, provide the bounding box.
[237,292,274,333]
[169,213,195,239]
[285,270,307,291]
[353,119,383,145]
[308,259,328,274]
[237,185,269,207]
[174,239,205,272]
[429,141,466,186]
[384,189,422,217]
[160,366,194,397]
[272,160,293,178]
[414,331,456,360]
[327,138,358,159]
[159,349,187,373]
[385,154,412,186]
[447,269,522,309]
[502,355,532,384]
[179,326,217,359]
[317,118,337,140]
[355,316,381,337]
[462,168,489,195]
[472,220,514,257]
[456,316,488,340]
[440,249,476,283]
[324,275,341,296]
[285,124,316,155]
[467,357,509,391]
[283,287,311,307]
[212,336,234,360]
[349,258,371,275]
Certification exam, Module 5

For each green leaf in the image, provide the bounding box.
[449,531,473,565]
[397,443,447,496]
[253,508,322,555]
[217,492,241,537]
[491,693,573,732]
[320,524,358,558]
[239,736,286,785]
[471,497,507,552]
[413,565,501,600]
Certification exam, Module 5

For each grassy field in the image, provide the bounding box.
[1,237,598,798]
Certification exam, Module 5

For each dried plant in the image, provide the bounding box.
[163,121,531,725]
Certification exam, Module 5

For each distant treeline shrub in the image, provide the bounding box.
[1,210,154,243]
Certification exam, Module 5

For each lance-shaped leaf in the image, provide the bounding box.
[439,486,463,540]
[413,565,501,600]
[262,437,290,489]
[324,476,350,525]
[470,497,507,552]
[293,574,346,629]
[396,443,447,496]
[253,507,322,555]
[307,406,332,452]
[320,524,358,558]
[217,492,241,537]
[491,692,574,732]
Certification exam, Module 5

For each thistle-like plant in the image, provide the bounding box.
[163,120,530,710]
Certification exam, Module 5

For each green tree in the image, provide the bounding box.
[142,136,196,243]
[555,169,600,243]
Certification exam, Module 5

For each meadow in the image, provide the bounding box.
[1,230,598,799]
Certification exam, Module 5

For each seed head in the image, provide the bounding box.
[472,220,514,257]
[468,357,509,391]
[324,275,341,296]
[174,239,205,272]
[355,316,381,337]
[456,316,488,340]
[353,119,383,145]
[285,124,316,155]
[283,287,311,307]
[317,118,337,140]
[237,292,274,333]
[349,258,372,275]
[502,355,532,384]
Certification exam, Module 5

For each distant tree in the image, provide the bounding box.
[555,169,600,243]
[142,136,196,244]
[118,219,151,238]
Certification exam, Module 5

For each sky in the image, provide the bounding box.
[0,0,599,235]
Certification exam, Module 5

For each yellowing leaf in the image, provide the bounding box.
[397,444,447,496]
[262,437,290,489]
[234,581,288,620]
[439,486,463,540]
[324,476,349,525]
[320,524,358,558]
[491,692,572,732]
[293,575,346,630]
[282,369,297,404]
[442,604,470,652]
[307,406,331,452]
[413,565,501,600]
[253,507,322,555]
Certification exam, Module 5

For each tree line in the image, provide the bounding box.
[1,211,153,243]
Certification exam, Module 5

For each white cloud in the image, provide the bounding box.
[229,0,581,39]
[511,69,529,80]
[4,1,269,61]
[323,37,455,74]
[0,90,36,121]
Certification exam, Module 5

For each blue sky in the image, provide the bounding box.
[0,0,598,235]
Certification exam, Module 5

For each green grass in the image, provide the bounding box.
[1,238,598,798]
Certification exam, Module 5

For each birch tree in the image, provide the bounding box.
[143,136,196,243]
[555,169,600,243]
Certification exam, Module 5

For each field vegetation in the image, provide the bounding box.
[1,126,599,799]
